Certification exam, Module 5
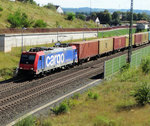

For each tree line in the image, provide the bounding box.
[76,10,150,25]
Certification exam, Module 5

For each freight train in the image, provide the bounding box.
[18,32,150,75]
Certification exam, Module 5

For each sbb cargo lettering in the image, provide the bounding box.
[46,53,65,67]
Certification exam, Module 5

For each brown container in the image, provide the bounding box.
[113,36,126,50]
[134,33,142,45]
[70,40,99,61]
[98,38,113,54]
[141,32,149,44]
[125,35,135,47]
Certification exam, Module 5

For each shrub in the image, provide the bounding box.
[88,91,94,98]
[8,10,33,28]
[132,82,150,105]
[88,91,99,100]
[141,57,150,74]
[94,116,116,126]
[66,12,76,21]
[120,63,130,72]
[52,102,69,115]
[118,68,138,82]
[15,116,35,126]
[0,6,3,11]
[93,93,99,100]
[33,19,47,28]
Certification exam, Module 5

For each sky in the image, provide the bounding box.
[35,0,150,10]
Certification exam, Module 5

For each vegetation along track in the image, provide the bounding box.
[0,43,149,125]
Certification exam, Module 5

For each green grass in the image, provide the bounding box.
[0,0,96,28]
[15,65,150,126]
[98,28,136,38]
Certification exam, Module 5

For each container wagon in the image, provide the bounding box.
[113,36,126,50]
[125,35,135,47]
[134,33,142,46]
[98,38,113,55]
[70,40,99,62]
[149,32,150,42]
[141,32,149,44]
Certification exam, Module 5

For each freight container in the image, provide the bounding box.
[134,33,142,46]
[98,38,113,54]
[149,32,150,41]
[113,36,126,50]
[141,32,149,44]
[125,35,135,47]
[70,40,99,61]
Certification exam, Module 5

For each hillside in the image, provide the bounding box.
[0,0,96,28]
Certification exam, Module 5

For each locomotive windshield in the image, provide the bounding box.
[20,54,35,64]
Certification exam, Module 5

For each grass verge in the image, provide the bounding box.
[15,59,150,126]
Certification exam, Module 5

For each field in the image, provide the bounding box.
[15,62,150,126]
[98,28,136,38]
[0,0,96,28]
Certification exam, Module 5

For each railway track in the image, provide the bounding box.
[0,43,150,126]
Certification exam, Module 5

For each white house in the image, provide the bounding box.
[55,6,64,14]
[137,20,149,30]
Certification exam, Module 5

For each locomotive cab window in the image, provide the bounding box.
[40,56,42,60]
[20,54,35,64]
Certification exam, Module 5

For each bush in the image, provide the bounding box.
[66,12,76,21]
[94,116,116,126]
[132,82,150,105]
[0,6,3,11]
[33,19,47,28]
[141,57,150,74]
[120,63,130,72]
[118,68,138,82]
[8,10,33,28]
[15,116,35,126]
[88,91,99,100]
[52,102,69,115]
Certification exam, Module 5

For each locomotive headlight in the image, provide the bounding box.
[30,68,33,70]
[20,67,22,69]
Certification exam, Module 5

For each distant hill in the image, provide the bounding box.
[63,7,150,15]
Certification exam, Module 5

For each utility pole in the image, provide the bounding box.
[128,0,133,63]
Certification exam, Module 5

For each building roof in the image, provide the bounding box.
[54,5,60,9]
[137,20,149,24]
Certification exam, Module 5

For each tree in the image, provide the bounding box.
[76,13,86,21]
[111,11,121,26]
[133,13,138,20]
[97,10,111,24]
[66,12,76,21]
